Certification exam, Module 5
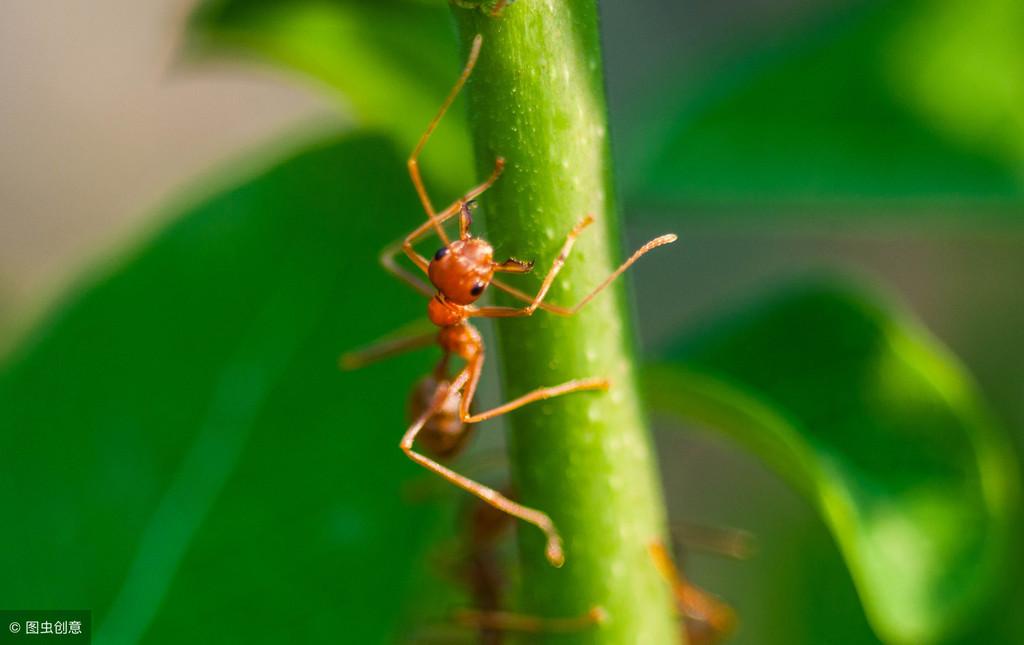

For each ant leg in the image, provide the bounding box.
[395,204,468,276]
[394,157,506,278]
[469,214,596,319]
[379,240,434,297]
[456,347,608,425]
[488,225,678,316]
[339,325,435,370]
[453,156,505,212]
[401,377,566,567]
[672,522,756,560]
[454,606,607,633]
[409,34,484,243]
[649,540,688,601]
[463,374,610,423]
[648,541,736,645]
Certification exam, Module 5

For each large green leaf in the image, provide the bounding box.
[625,0,1024,209]
[187,0,472,197]
[0,134,455,643]
[646,281,1019,644]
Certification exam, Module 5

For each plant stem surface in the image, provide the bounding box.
[452,2,682,642]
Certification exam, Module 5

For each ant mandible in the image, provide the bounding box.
[342,34,676,568]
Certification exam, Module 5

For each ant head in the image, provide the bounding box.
[429,237,495,305]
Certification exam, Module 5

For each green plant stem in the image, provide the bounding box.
[451,3,682,643]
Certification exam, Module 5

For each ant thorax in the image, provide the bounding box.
[427,295,464,327]
[428,238,495,305]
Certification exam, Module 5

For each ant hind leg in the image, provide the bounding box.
[339,323,435,370]
[400,376,565,567]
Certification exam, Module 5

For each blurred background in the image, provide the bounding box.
[0,0,333,334]
[1,1,1021,644]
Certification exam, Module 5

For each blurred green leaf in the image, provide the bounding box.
[626,1,1024,210]
[646,281,1019,644]
[187,0,471,197]
[889,0,1024,179]
[0,134,455,643]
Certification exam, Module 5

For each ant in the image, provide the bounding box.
[342,33,676,568]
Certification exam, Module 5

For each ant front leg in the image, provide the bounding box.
[400,376,566,567]
[408,34,484,242]
[378,239,434,297]
[405,32,503,245]
[471,214,596,319]
[487,219,678,317]
[388,157,506,281]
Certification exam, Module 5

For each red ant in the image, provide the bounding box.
[342,34,676,568]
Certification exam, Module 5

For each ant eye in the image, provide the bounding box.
[434,247,449,261]
[470,282,486,296]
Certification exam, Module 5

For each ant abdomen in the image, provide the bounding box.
[408,375,473,459]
